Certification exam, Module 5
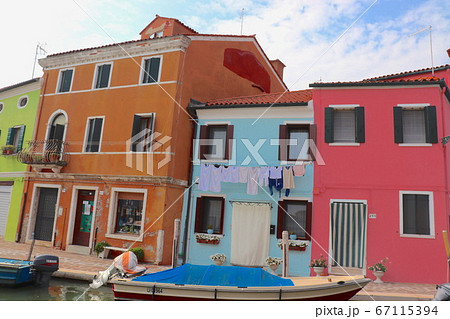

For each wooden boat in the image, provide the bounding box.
[0,255,59,287]
[110,263,371,301]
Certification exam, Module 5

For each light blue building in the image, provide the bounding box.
[179,90,316,276]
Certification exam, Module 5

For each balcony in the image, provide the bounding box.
[18,140,70,173]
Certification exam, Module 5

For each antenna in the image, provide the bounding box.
[32,43,47,78]
[408,25,434,77]
[240,8,245,35]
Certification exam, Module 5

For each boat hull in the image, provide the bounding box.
[111,277,371,301]
[0,258,33,286]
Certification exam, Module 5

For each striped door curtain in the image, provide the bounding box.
[330,202,368,269]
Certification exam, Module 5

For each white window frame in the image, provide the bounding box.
[17,95,29,109]
[399,191,435,239]
[328,104,360,146]
[397,103,432,147]
[92,62,113,90]
[56,68,75,93]
[82,116,105,153]
[106,187,147,241]
[139,55,162,85]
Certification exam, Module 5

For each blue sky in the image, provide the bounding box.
[0,0,448,89]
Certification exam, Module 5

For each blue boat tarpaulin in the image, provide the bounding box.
[132,264,294,287]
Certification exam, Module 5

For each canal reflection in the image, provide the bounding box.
[0,278,114,301]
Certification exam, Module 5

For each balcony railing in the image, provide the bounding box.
[18,140,69,172]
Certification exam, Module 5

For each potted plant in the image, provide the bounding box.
[289,231,297,240]
[195,233,220,244]
[368,258,388,283]
[210,253,226,266]
[309,254,328,276]
[2,145,15,155]
[207,225,214,234]
[265,257,282,273]
[128,247,144,262]
[94,241,111,258]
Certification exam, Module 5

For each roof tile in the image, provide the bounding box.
[205,89,312,106]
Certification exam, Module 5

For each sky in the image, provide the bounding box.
[0,0,449,90]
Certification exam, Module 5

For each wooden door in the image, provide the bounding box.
[73,190,95,246]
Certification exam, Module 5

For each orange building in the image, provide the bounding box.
[18,16,287,264]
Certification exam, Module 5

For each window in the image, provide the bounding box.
[194,196,225,234]
[277,200,312,240]
[325,106,365,144]
[6,125,26,153]
[113,192,144,235]
[199,124,234,160]
[141,57,161,84]
[84,117,104,152]
[57,69,74,93]
[17,96,28,109]
[0,103,3,113]
[279,124,316,161]
[394,106,437,144]
[130,113,155,152]
[93,63,112,89]
[400,192,434,237]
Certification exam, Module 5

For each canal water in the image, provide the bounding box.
[0,278,114,301]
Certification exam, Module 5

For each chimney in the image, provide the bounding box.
[447,48,450,58]
[270,59,286,79]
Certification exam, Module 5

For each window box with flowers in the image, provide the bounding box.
[2,145,16,156]
[195,233,221,245]
[277,239,309,251]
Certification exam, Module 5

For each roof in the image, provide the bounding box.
[204,89,312,106]
[363,64,450,81]
[310,77,444,87]
[0,78,40,94]
[139,15,198,36]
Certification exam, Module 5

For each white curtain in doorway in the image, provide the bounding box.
[230,202,271,267]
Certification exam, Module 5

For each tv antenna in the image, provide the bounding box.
[32,43,47,78]
[240,8,245,35]
[408,25,434,77]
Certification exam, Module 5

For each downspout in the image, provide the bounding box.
[16,75,48,242]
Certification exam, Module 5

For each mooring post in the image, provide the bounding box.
[282,230,289,277]
[172,218,181,268]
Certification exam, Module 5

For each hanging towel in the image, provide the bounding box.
[283,166,295,189]
[229,166,239,183]
[221,166,234,183]
[198,164,212,191]
[209,165,223,192]
[269,166,283,179]
[238,166,249,183]
[293,165,305,177]
[247,167,260,195]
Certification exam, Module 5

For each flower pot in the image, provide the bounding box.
[214,260,224,266]
[313,267,325,276]
[373,271,385,283]
[289,234,297,240]
[207,229,214,234]
[269,264,279,272]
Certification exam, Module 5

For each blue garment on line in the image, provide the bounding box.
[268,178,283,196]
[132,264,294,287]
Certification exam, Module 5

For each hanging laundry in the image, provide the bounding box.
[293,164,306,177]
[258,166,269,187]
[269,166,283,179]
[222,166,239,183]
[247,167,260,195]
[283,166,295,189]
[198,164,212,191]
[268,177,283,196]
[238,166,249,183]
[209,165,223,192]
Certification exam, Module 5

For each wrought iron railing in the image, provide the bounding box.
[17,140,69,166]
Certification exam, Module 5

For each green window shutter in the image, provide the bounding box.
[425,106,438,143]
[355,107,365,143]
[324,107,334,143]
[393,107,403,143]
[97,64,111,88]
[6,127,13,145]
[16,125,26,151]
[131,115,142,152]
[86,118,103,152]
[278,125,288,161]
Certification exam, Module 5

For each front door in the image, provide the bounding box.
[330,201,368,275]
[73,190,95,246]
[230,202,271,267]
[34,188,58,241]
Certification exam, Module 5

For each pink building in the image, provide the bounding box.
[310,67,450,284]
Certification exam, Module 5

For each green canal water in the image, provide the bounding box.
[0,278,114,301]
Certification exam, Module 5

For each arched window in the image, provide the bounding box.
[48,113,67,141]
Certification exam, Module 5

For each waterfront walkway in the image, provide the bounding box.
[0,238,438,300]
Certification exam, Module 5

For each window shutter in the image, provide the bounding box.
[219,197,225,234]
[60,69,73,92]
[149,58,161,83]
[194,197,203,233]
[6,127,13,145]
[199,125,208,160]
[278,125,288,161]
[425,106,438,143]
[308,124,317,161]
[89,118,103,152]
[100,64,111,88]
[306,201,312,241]
[131,115,142,152]
[54,124,65,141]
[324,107,334,143]
[16,125,26,152]
[355,107,365,143]
[393,107,403,143]
[277,201,285,238]
[225,125,234,160]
